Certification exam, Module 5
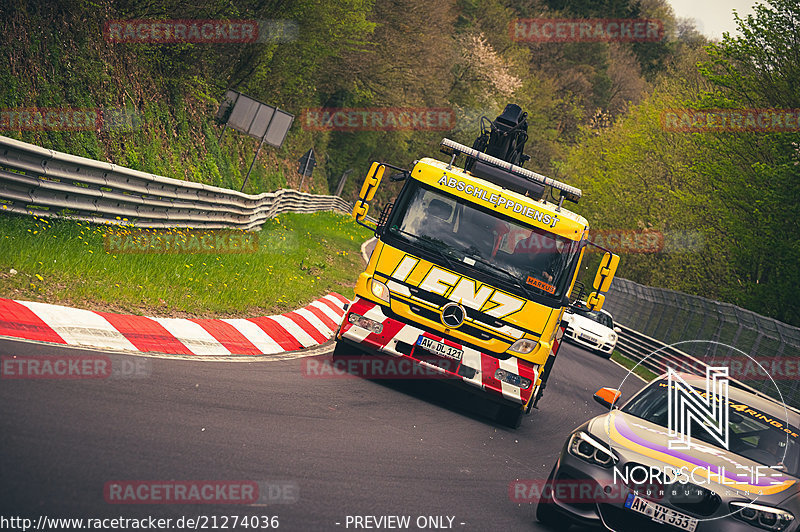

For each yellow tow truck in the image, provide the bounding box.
[335,105,619,427]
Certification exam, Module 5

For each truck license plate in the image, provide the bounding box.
[415,336,463,361]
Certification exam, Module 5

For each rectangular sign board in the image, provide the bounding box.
[217,90,293,148]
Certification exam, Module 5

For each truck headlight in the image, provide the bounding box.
[568,431,617,468]
[508,338,537,354]
[347,313,383,334]
[730,502,794,531]
[370,278,390,302]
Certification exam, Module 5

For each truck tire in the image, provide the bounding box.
[497,404,524,429]
[331,340,349,360]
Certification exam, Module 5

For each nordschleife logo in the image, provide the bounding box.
[667,366,730,450]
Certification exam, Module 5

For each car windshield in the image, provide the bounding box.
[622,381,800,478]
[388,183,581,299]
[573,308,613,328]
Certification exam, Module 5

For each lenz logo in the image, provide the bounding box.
[667,367,730,450]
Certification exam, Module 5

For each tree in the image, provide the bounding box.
[693,0,800,324]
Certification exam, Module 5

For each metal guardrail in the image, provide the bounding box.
[615,324,800,412]
[606,278,800,364]
[0,134,356,230]
[615,324,702,377]
[606,278,800,410]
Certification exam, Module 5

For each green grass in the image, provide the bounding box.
[0,211,372,317]
[611,350,658,382]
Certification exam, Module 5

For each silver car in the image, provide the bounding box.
[537,374,799,531]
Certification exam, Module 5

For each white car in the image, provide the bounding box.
[562,307,620,358]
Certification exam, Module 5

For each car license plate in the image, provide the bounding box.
[415,336,463,361]
[579,333,597,343]
[625,493,698,532]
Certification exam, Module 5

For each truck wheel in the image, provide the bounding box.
[331,340,348,360]
[497,404,524,429]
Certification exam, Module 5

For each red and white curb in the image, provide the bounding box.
[0,293,349,357]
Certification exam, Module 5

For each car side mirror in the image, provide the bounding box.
[614,327,621,333]
[594,387,621,409]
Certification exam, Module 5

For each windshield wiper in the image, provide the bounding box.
[462,252,541,299]
[389,227,552,299]
[389,227,458,270]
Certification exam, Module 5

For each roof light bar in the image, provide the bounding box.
[440,138,582,202]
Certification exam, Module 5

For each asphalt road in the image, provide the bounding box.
[0,337,644,531]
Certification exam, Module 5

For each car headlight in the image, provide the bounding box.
[370,278,390,302]
[730,502,795,531]
[609,332,617,342]
[568,431,618,468]
[508,338,537,355]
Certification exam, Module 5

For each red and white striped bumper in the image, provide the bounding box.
[338,297,539,406]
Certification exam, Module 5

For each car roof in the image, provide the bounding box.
[653,372,800,424]
[570,306,613,319]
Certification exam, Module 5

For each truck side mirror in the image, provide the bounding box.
[352,163,386,226]
[592,252,620,293]
[359,162,385,202]
[586,291,605,311]
[352,202,370,221]
[587,251,620,310]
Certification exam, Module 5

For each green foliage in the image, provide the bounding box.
[0,0,377,195]
[4,0,796,327]
[563,0,800,326]
[0,211,372,316]
[692,0,800,324]
[699,0,800,108]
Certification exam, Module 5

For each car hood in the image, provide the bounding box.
[567,314,612,336]
[587,410,799,501]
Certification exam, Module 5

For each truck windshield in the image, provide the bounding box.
[388,183,581,299]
